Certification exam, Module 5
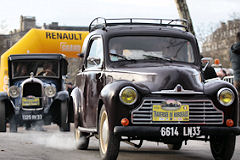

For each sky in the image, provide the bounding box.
[0,0,239,37]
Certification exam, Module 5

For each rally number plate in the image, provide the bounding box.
[152,104,189,121]
[22,97,40,106]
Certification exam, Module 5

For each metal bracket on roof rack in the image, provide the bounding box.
[89,17,189,32]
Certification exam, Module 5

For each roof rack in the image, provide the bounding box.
[89,17,189,32]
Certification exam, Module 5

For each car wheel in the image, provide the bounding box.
[60,101,70,132]
[9,116,17,132]
[0,101,6,132]
[167,141,182,150]
[74,126,89,150]
[99,105,120,160]
[210,135,236,160]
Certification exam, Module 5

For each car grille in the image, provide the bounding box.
[22,82,42,110]
[131,99,224,125]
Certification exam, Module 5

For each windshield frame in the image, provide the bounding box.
[107,35,196,65]
[10,59,60,79]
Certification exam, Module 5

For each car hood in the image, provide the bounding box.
[107,63,203,92]
[13,77,57,88]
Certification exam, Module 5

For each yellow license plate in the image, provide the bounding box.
[22,97,40,106]
[152,104,189,121]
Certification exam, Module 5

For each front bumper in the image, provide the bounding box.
[114,126,240,137]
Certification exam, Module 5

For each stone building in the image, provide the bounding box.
[201,19,240,67]
[0,15,88,84]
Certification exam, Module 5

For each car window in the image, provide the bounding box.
[86,38,103,69]
[109,36,194,63]
[12,60,59,78]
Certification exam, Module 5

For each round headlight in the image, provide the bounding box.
[9,86,20,98]
[45,86,56,98]
[217,88,235,106]
[119,86,138,105]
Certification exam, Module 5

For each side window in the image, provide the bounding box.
[86,38,103,69]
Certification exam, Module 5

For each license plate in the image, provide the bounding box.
[22,114,43,120]
[160,127,201,137]
[152,104,189,121]
[22,97,40,106]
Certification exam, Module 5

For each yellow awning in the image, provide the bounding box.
[0,28,89,92]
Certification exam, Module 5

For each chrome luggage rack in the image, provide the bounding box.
[89,17,189,32]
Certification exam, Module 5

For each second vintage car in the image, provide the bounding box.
[70,18,240,160]
[0,53,71,132]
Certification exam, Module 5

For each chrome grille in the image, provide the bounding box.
[131,99,224,124]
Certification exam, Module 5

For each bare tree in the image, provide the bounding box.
[195,22,219,49]
[0,20,8,34]
[229,12,240,19]
[174,0,195,36]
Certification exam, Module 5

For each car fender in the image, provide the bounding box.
[54,90,69,102]
[204,80,239,125]
[71,87,83,126]
[99,80,150,131]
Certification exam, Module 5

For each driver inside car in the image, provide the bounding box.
[37,63,56,76]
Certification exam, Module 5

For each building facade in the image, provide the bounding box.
[201,19,240,67]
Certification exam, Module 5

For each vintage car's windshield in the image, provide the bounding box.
[12,60,59,79]
[109,36,194,63]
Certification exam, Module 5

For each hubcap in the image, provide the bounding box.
[75,127,80,142]
[100,110,109,154]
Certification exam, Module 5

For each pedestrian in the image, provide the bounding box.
[230,32,240,92]
[201,55,217,80]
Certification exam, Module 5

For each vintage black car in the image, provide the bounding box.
[70,18,240,160]
[0,53,70,132]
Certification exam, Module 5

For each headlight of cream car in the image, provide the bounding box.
[9,86,20,98]
[119,86,138,105]
[217,88,234,106]
[45,86,56,97]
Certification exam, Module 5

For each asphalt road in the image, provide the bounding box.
[0,125,239,160]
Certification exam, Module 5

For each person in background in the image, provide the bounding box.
[66,82,74,94]
[230,32,240,92]
[201,55,217,80]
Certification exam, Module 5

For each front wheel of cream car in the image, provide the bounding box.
[74,126,89,150]
[99,105,120,160]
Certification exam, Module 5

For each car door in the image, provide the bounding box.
[79,35,104,128]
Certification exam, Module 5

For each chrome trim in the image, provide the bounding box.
[152,90,203,95]
[217,88,235,106]
[131,99,224,125]
[22,107,43,111]
[119,86,138,105]
[152,84,203,95]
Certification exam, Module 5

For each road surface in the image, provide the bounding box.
[0,125,239,160]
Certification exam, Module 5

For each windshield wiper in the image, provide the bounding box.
[143,55,173,62]
[109,53,136,63]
